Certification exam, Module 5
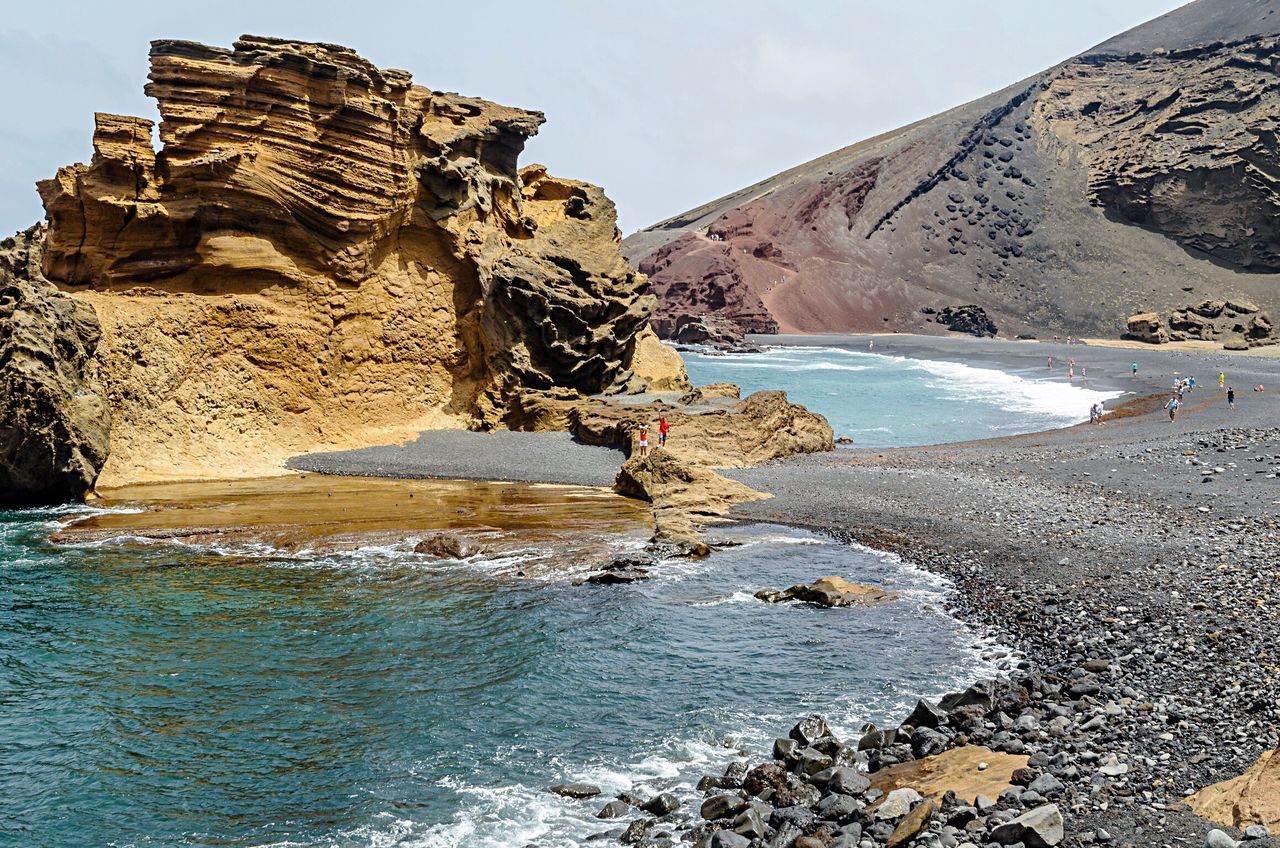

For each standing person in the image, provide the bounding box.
[638,425,649,457]
[1189,376,1196,392]
[1089,403,1099,424]
[1048,355,1053,369]
[1220,372,1226,390]
[1166,396,1179,421]
[869,339,874,351]
[658,416,670,448]
[1132,362,1138,377]
[1228,386,1235,409]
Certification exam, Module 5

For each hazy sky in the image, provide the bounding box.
[1,1,1185,236]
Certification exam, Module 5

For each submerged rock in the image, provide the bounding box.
[413,533,483,560]
[756,576,900,608]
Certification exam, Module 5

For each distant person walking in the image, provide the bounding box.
[1048,356,1053,369]
[658,416,670,448]
[1228,386,1236,409]
[1132,362,1138,377]
[638,425,650,457]
[1166,396,1180,421]
[1089,403,1100,424]
[1220,372,1226,390]
[869,339,874,351]
[1189,376,1196,391]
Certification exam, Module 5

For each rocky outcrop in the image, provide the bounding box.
[0,226,110,505]
[627,326,690,392]
[30,36,663,487]
[1125,312,1169,344]
[1124,300,1275,347]
[503,386,831,545]
[640,227,781,343]
[1187,747,1280,831]
[624,0,1280,342]
[934,305,998,338]
[755,576,900,608]
[615,449,767,548]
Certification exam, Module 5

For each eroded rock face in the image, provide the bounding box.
[35,36,659,485]
[1188,747,1280,831]
[1125,312,1169,344]
[624,1,1280,341]
[0,227,111,504]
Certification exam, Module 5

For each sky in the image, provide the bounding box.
[0,1,1186,237]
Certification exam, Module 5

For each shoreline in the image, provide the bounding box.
[156,336,1280,844]
[716,337,1280,845]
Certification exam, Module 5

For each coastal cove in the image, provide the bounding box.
[1,488,1005,847]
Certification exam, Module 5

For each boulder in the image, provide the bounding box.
[628,326,691,392]
[756,576,900,609]
[550,783,601,799]
[1126,312,1169,344]
[888,798,936,848]
[937,305,998,337]
[989,804,1065,848]
[413,533,483,559]
[0,226,110,505]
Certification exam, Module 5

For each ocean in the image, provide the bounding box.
[0,345,1099,848]
[682,344,1122,446]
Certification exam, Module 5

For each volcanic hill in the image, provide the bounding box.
[623,0,1280,344]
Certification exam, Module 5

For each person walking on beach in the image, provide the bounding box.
[1132,362,1138,377]
[658,416,670,448]
[1089,403,1100,424]
[1048,356,1053,369]
[638,425,650,457]
[869,339,874,351]
[1228,386,1235,409]
[1166,396,1180,421]
[1189,376,1196,392]
[1220,372,1226,391]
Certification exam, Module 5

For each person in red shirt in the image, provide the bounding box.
[658,416,670,448]
[638,425,649,457]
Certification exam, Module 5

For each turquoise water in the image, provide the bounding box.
[0,508,1003,847]
[682,344,1121,446]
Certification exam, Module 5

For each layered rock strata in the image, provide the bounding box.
[31,35,667,487]
[1125,300,1275,346]
[625,0,1280,342]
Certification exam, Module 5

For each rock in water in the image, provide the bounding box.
[549,783,601,799]
[30,35,667,487]
[757,576,901,608]
[0,227,110,505]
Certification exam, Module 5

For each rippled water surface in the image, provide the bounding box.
[1,492,1002,847]
[683,344,1121,446]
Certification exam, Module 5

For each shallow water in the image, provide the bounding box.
[0,495,1005,847]
[683,344,1122,446]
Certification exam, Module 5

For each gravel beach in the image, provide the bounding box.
[716,336,1280,848]
[290,335,1280,847]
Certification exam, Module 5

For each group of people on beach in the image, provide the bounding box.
[635,416,670,457]
[1162,371,1264,421]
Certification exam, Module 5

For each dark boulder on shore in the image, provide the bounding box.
[0,226,110,506]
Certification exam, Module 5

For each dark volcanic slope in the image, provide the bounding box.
[624,0,1280,340]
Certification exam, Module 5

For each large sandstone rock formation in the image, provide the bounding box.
[29,36,670,487]
[625,0,1280,342]
[0,227,111,504]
